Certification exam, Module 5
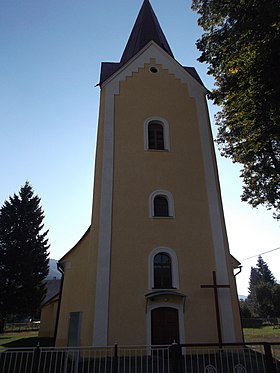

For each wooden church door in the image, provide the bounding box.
[151,307,179,345]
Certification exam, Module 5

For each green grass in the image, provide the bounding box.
[243,326,280,361]
[0,327,279,350]
[243,325,280,343]
[0,331,53,350]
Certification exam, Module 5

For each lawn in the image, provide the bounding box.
[0,331,53,350]
[243,325,280,343]
[243,326,280,361]
[0,327,279,350]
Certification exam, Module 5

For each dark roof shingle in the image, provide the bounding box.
[120,0,174,65]
[99,0,204,89]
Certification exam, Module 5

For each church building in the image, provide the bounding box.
[54,0,243,347]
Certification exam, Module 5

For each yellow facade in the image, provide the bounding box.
[108,61,214,345]
[39,296,59,338]
[54,2,243,347]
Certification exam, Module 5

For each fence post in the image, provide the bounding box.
[263,343,276,373]
[170,342,181,373]
[31,343,40,373]
[113,343,118,373]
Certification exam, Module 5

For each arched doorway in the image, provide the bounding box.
[151,307,179,345]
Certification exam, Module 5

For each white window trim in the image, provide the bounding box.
[144,116,170,151]
[148,247,179,290]
[149,189,175,218]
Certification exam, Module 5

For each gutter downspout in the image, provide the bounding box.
[53,262,64,345]
[234,265,242,277]
[234,265,244,342]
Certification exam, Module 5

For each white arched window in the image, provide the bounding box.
[148,247,179,289]
[144,117,170,151]
[149,190,175,218]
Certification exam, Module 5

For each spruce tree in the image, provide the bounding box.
[248,266,262,298]
[247,267,261,315]
[256,255,275,284]
[247,256,278,317]
[0,182,49,330]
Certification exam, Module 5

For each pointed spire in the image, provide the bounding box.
[120,0,174,64]
[100,0,203,87]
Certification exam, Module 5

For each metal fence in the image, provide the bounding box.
[176,343,280,373]
[4,322,40,333]
[0,342,279,373]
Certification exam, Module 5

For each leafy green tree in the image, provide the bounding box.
[255,282,275,317]
[254,282,280,317]
[0,182,49,331]
[192,0,280,219]
[239,299,252,318]
[272,284,280,317]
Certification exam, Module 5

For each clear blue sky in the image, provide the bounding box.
[0,0,279,296]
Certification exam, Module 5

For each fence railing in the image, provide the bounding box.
[241,318,280,329]
[0,342,279,373]
[4,322,40,333]
[176,342,280,373]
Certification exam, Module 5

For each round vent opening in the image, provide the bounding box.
[150,67,159,74]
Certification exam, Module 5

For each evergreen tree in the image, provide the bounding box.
[247,267,261,316]
[256,255,275,284]
[192,0,280,219]
[247,256,279,317]
[248,266,262,298]
[0,182,49,331]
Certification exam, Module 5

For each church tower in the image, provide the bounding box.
[55,0,243,347]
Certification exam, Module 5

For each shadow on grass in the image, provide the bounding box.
[3,337,54,348]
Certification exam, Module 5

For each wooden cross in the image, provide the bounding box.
[201,271,230,346]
